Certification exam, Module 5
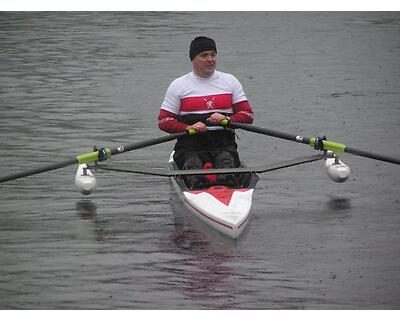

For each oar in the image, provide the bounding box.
[222,121,400,165]
[0,132,188,184]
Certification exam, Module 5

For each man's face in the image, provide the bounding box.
[192,50,217,78]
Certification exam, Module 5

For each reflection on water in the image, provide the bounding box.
[161,193,238,308]
[75,199,106,242]
[326,197,352,212]
[76,199,97,219]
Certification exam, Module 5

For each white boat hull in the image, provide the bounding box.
[169,152,258,239]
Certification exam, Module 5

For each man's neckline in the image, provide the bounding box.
[191,70,217,80]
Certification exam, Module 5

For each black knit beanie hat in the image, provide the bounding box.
[189,36,217,61]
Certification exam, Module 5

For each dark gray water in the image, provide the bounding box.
[0,12,399,309]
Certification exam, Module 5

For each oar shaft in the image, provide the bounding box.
[0,158,77,183]
[75,132,188,164]
[109,132,187,155]
[0,132,187,184]
[229,121,400,165]
[345,146,400,165]
[228,122,310,145]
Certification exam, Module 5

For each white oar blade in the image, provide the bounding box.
[325,152,350,183]
[75,164,97,195]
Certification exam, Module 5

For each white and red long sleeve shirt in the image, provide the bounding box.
[158,70,254,133]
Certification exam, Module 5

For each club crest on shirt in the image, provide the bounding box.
[203,97,215,109]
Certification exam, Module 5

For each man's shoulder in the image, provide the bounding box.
[165,72,192,95]
[170,72,193,85]
[215,70,234,78]
[214,70,238,82]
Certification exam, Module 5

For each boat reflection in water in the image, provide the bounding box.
[160,190,250,308]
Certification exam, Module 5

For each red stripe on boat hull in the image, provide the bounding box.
[184,199,234,230]
[190,186,248,206]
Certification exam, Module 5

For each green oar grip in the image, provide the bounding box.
[220,119,229,127]
[76,148,112,164]
[309,138,346,154]
[187,129,198,135]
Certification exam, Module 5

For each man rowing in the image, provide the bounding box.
[158,36,254,189]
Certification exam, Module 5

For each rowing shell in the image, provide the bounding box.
[168,152,259,239]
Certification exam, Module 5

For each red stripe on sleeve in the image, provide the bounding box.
[230,100,254,124]
[158,109,189,133]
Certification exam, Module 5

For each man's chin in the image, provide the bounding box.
[206,67,215,74]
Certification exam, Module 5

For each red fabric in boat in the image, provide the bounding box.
[203,162,217,184]
[190,186,248,206]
